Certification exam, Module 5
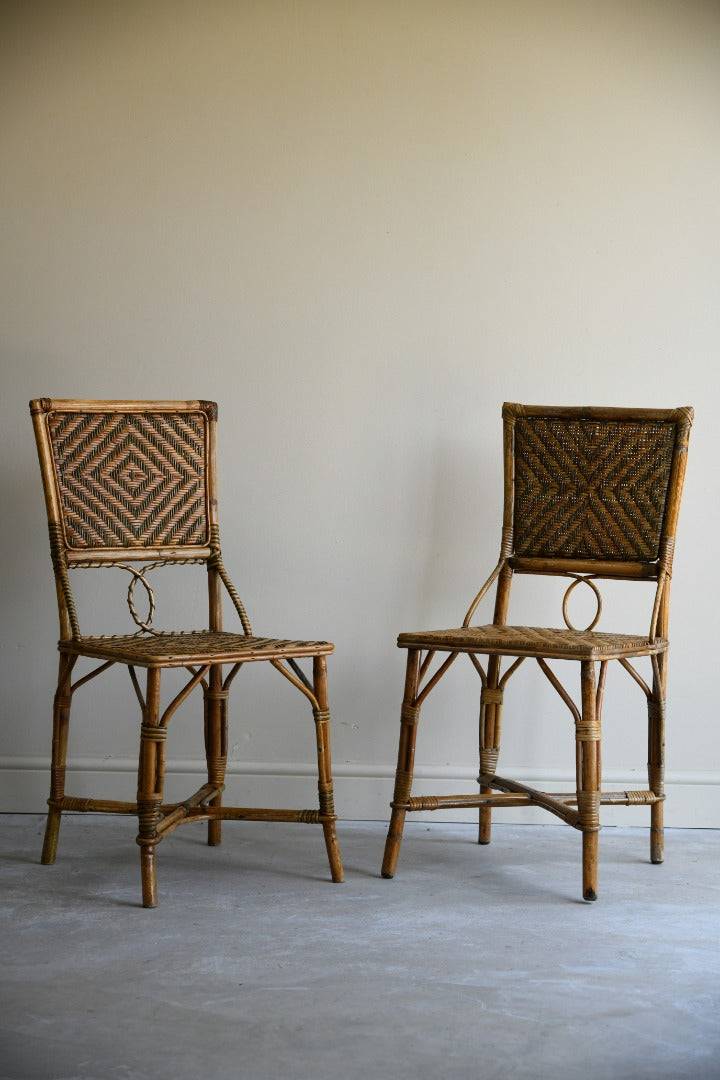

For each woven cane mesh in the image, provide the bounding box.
[62,631,333,666]
[398,625,666,660]
[513,417,675,561]
[47,410,209,550]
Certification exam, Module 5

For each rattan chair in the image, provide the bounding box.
[382,403,693,900]
[30,398,344,907]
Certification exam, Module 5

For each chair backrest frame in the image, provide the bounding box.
[30,398,250,641]
[464,403,693,638]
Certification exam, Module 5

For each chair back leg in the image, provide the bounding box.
[204,666,229,847]
[478,665,504,845]
[312,656,344,883]
[382,649,422,879]
[648,667,666,864]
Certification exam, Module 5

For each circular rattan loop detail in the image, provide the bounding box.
[125,567,156,633]
[562,575,602,632]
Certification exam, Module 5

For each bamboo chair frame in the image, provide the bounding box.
[30,398,344,907]
[382,403,693,901]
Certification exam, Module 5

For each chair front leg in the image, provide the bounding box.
[648,669,666,865]
[478,658,503,845]
[204,665,228,847]
[312,655,344,883]
[577,660,601,901]
[41,653,77,865]
[136,668,165,909]
[382,649,421,879]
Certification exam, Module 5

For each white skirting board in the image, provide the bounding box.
[1,758,718,828]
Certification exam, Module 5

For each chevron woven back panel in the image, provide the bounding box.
[47,409,210,550]
[512,417,676,561]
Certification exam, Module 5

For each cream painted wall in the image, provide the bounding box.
[1,0,718,826]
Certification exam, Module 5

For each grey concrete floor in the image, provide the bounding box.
[1,815,719,1080]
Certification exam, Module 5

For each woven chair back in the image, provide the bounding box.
[503,404,693,578]
[31,399,217,563]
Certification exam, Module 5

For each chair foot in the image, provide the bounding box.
[381,813,406,879]
[582,830,598,902]
[323,821,344,883]
[41,806,62,865]
[140,845,158,908]
[650,801,664,862]
[207,820,222,847]
[650,825,664,864]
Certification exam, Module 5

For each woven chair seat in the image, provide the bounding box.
[62,631,333,667]
[398,625,667,661]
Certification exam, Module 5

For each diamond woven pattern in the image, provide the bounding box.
[513,417,675,561]
[48,410,209,549]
